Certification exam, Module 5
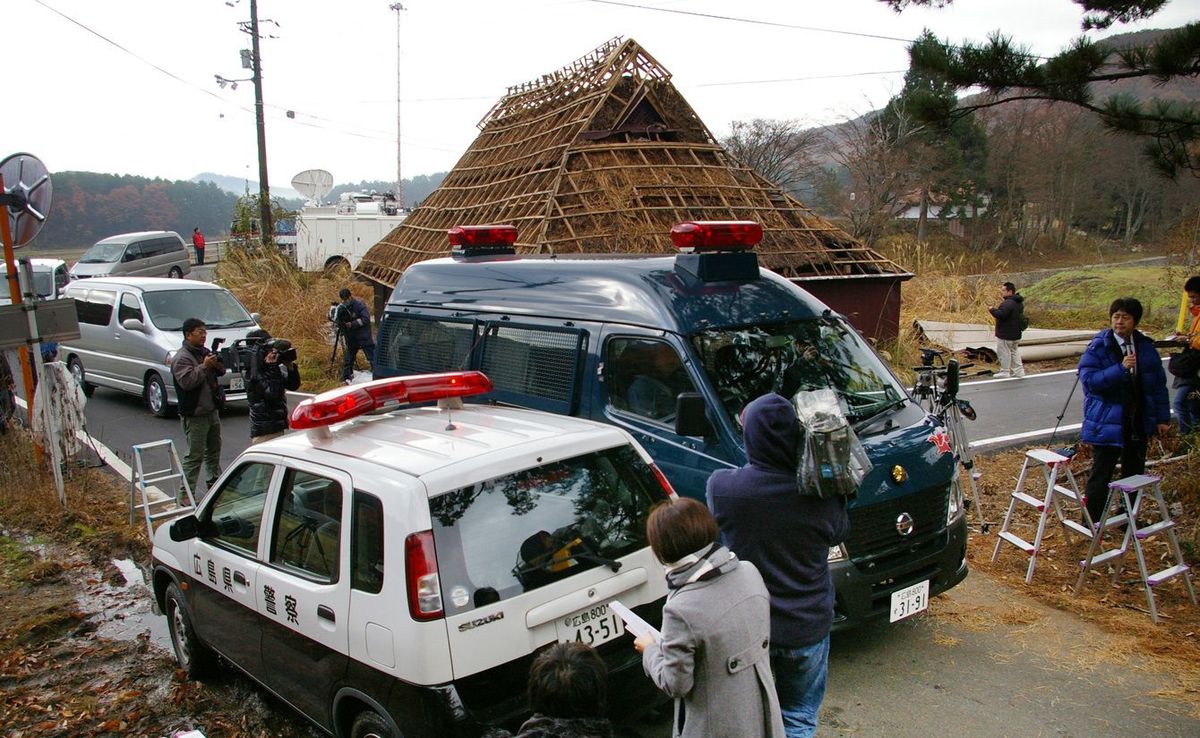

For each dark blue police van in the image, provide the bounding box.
[374,221,968,628]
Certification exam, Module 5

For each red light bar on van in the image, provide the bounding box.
[669,221,762,252]
[290,371,494,430]
[447,225,518,248]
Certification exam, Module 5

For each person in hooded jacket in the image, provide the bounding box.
[635,496,784,738]
[1079,297,1170,523]
[989,281,1026,378]
[246,330,300,444]
[707,393,849,738]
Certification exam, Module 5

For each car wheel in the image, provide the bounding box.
[168,266,184,278]
[166,582,216,679]
[146,373,176,418]
[67,356,95,398]
[350,711,395,738]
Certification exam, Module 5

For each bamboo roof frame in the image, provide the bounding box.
[356,37,905,289]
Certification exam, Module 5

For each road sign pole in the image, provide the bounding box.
[0,172,39,434]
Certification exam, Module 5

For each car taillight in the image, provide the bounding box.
[649,463,677,499]
[405,530,443,621]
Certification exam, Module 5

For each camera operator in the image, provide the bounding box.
[171,318,225,497]
[336,287,376,385]
[246,329,300,444]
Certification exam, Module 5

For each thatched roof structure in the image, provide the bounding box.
[356,37,904,289]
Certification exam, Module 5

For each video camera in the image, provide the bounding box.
[328,302,351,327]
[212,336,297,377]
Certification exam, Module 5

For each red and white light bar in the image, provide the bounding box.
[669,221,762,252]
[290,371,494,430]
[447,224,518,248]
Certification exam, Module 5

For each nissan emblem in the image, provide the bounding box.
[896,512,915,537]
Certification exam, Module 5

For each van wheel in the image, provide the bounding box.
[168,266,184,278]
[350,711,394,738]
[166,583,216,679]
[146,374,175,418]
[67,357,95,398]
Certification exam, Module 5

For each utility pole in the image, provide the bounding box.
[249,0,273,246]
[389,3,406,210]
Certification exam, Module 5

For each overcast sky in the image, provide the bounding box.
[10,0,1199,193]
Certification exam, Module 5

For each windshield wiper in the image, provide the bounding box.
[853,397,906,433]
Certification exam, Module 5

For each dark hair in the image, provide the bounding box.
[338,288,352,300]
[527,642,608,719]
[1002,282,1016,293]
[182,317,206,336]
[1108,297,1144,324]
[1185,276,1200,294]
[646,497,718,564]
[246,328,271,343]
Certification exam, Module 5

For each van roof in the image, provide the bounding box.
[63,277,222,293]
[0,258,66,272]
[389,254,828,333]
[95,230,180,245]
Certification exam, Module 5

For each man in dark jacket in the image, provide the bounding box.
[336,287,375,384]
[988,281,1025,378]
[246,331,300,444]
[1079,297,1170,523]
[171,318,225,496]
[707,393,849,738]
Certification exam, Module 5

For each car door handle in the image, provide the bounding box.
[233,571,248,586]
[317,605,335,623]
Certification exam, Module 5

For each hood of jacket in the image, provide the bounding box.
[742,393,798,474]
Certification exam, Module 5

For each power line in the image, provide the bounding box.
[696,69,907,88]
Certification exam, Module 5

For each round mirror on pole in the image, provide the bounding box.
[0,153,53,248]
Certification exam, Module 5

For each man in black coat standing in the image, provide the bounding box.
[336,287,376,384]
[989,281,1026,378]
[246,330,300,444]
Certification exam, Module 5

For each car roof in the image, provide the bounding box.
[63,277,221,293]
[0,258,66,272]
[389,254,828,333]
[254,403,630,480]
[94,230,180,244]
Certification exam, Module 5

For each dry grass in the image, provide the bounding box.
[967,443,1200,714]
[214,245,375,393]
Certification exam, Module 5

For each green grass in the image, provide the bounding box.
[1023,265,1181,335]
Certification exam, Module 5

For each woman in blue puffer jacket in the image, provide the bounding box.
[1078,297,1170,523]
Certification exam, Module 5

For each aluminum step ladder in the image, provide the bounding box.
[991,448,1093,583]
[1074,474,1197,623]
[129,440,195,541]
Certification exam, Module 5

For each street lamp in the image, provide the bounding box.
[389,2,405,210]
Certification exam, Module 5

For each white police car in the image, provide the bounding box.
[151,371,671,737]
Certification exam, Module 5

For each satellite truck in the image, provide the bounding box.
[289,169,407,273]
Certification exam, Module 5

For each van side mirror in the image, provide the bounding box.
[675,393,712,437]
[169,515,199,542]
[121,318,146,333]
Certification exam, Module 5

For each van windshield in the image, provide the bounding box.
[428,445,663,615]
[77,243,126,264]
[691,317,906,428]
[143,290,255,332]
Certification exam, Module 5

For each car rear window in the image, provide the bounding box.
[429,445,664,615]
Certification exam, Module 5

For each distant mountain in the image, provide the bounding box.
[192,172,302,201]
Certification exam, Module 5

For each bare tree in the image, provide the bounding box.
[721,118,825,194]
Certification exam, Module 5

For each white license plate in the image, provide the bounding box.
[889,579,930,623]
[555,603,625,647]
[228,376,245,392]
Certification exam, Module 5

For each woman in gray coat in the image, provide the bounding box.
[635,498,785,738]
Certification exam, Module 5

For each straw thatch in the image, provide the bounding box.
[355,37,905,289]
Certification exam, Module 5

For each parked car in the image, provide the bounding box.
[70,230,192,280]
[59,277,261,416]
[0,258,70,305]
[151,371,671,737]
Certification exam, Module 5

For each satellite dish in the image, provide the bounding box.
[0,153,53,249]
[290,169,334,205]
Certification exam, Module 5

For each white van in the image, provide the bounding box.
[152,372,671,737]
[60,277,261,416]
[71,231,192,280]
[0,258,70,305]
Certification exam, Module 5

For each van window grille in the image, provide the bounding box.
[479,325,584,413]
[376,316,478,375]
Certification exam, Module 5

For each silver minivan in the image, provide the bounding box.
[60,278,261,417]
[71,231,192,280]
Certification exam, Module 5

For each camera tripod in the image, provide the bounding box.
[912,349,993,533]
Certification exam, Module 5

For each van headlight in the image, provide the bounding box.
[947,480,964,524]
[828,544,847,562]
